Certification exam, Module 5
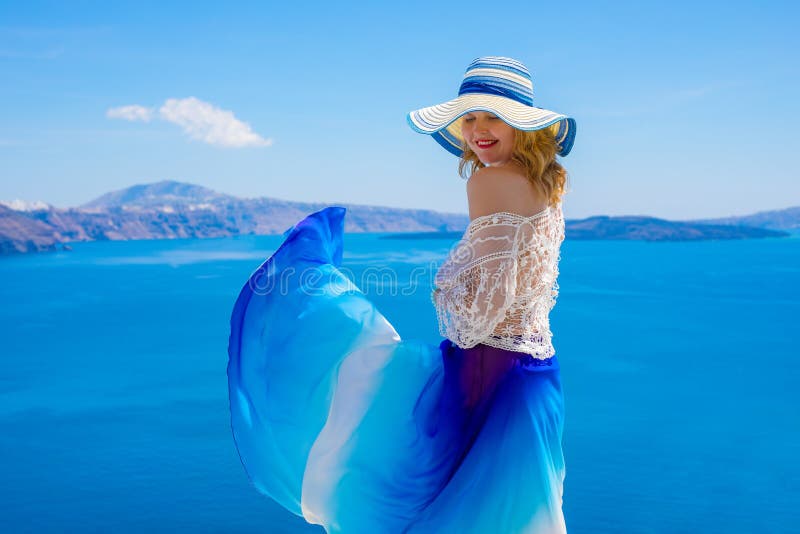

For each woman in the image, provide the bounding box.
[228,56,576,533]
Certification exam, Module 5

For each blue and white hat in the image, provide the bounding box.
[407,56,576,157]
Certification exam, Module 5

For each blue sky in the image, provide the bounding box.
[1,0,798,219]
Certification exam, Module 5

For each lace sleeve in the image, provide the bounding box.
[432,215,521,349]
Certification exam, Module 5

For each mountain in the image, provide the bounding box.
[0,180,794,256]
[80,181,233,211]
[689,206,800,231]
[564,215,787,241]
[0,181,469,255]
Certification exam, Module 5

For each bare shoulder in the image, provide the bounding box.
[466,165,548,220]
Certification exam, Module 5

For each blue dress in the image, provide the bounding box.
[227,206,567,533]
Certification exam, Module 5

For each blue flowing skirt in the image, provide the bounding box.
[227,207,567,533]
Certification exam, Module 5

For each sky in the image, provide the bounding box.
[1,0,798,220]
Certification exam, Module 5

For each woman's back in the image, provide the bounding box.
[466,163,551,221]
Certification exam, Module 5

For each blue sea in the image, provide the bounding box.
[1,229,798,533]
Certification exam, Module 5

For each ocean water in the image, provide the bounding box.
[1,228,798,533]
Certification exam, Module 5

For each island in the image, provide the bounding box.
[1,180,795,256]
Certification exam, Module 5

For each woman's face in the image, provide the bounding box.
[460,111,515,167]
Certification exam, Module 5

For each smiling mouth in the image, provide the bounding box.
[475,140,498,149]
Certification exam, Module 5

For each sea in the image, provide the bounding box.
[1,228,798,533]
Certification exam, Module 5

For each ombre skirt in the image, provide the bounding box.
[227,207,566,533]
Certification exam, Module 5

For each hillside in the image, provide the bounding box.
[0,181,793,255]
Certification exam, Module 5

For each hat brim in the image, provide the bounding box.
[407,93,576,157]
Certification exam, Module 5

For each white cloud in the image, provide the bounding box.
[0,199,51,211]
[106,105,154,122]
[158,97,272,148]
[105,97,272,148]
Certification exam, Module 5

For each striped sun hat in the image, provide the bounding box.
[407,56,576,158]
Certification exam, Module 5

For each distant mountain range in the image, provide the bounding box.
[0,180,795,255]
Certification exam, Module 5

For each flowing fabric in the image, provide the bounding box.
[227,206,567,533]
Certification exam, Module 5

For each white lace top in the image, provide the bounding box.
[432,202,565,359]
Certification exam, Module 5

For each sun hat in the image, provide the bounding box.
[407,56,576,158]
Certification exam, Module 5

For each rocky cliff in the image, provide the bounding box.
[0,181,793,256]
[0,181,469,255]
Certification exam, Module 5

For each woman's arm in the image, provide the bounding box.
[433,220,521,348]
[432,166,550,348]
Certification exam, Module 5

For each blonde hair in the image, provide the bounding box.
[458,125,569,205]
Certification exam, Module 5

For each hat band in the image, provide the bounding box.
[457,80,534,107]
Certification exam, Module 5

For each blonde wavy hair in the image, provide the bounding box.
[458,124,569,205]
